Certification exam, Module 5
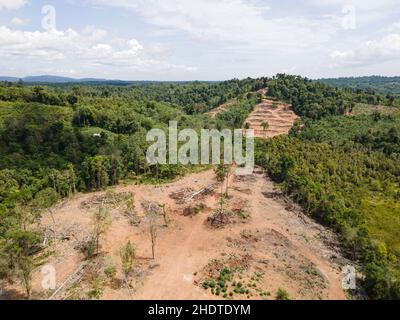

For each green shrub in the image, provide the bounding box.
[275,288,290,300]
[104,266,117,279]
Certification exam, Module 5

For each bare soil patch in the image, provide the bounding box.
[2,168,351,300]
[206,99,239,118]
[245,99,299,139]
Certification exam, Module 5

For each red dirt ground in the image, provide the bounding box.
[3,168,350,300]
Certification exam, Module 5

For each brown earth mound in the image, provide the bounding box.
[245,99,299,139]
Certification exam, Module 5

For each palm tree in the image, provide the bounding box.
[261,121,269,132]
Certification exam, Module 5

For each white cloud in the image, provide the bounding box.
[331,33,400,67]
[0,0,28,10]
[81,25,108,41]
[10,17,30,26]
[331,50,354,59]
[385,21,400,32]
[310,0,397,10]
[90,0,338,48]
[0,26,196,78]
[1,0,398,79]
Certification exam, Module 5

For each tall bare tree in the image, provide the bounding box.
[160,204,169,226]
[149,221,157,260]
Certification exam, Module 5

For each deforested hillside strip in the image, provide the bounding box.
[206,88,268,119]
[212,93,262,129]
[206,97,242,118]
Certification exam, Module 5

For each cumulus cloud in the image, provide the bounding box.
[90,0,338,48]
[2,0,399,79]
[331,33,400,67]
[0,0,28,10]
[0,26,196,78]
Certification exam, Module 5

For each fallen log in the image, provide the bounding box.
[185,184,215,201]
[48,261,88,300]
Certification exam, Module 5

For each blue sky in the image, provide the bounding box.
[1,0,400,80]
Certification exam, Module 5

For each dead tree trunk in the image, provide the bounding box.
[150,223,157,259]
[161,204,169,226]
[220,182,224,213]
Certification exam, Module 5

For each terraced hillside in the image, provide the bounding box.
[206,88,298,139]
[245,99,299,139]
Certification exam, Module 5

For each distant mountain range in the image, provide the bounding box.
[0,75,216,85]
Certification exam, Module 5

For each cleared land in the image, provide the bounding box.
[206,88,268,119]
[206,89,299,139]
[351,103,399,116]
[2,168,350,300]
[245,99,299,139]
[206,99,239,118]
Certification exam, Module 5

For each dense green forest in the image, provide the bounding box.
[268,74,400,119]
[318,76,400,98]
[1,74,400,299]
[0,78,267,115]
[299,113,400,155]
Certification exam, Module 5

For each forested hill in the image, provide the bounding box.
[269,74,400,117]
[1,74,400,300]
[317,76,400,97]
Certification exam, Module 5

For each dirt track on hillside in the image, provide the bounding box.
[206,99,239,118]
